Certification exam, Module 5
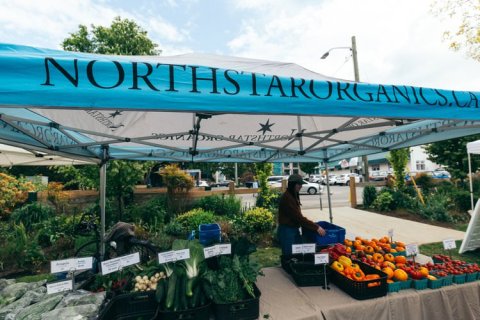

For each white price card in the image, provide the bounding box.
[302,243,316,254]
[314,253,329,265]
[101,257,122,275]
[47,280,73,294]
[203,245,220,259]
[217,244,232,255]
[51,258,75,274]
[175,249,190,261]
[158,251,176,264]
[75,257,93,271]
[388,229,394,238]
[405,243,419,257]
[119,252,140,267]
[443,239,457,250]
[291,244,303,254]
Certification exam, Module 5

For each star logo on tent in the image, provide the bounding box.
[108,110,123,118]
[257,119,275,135]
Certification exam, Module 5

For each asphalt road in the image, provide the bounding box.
[237,185,364,209]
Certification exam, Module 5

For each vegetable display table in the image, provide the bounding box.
[256,267,480,320]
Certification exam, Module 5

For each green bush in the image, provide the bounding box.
[450,190,472,213]
[414,173,434,194]
[418,193,453,222]
[255,189,281,212]
[362,185,377,208]
[164,220,186,237]
[36,215,78,248]
[11,203,55,231]
[195,194,241,216]
[174,208,218,233]
[125,195,169,226]
[372,191,394,212]
[391,190,417,210]
[240,207,275,233]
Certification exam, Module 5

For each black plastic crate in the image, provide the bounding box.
[157,302,211,320]
[213,284,261,320]
[290,262,331,287]
[280,254,315,274]
[330,260,388,300]
[98,291,157,320]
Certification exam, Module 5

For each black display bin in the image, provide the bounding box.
[213,284,261,320]
[98,291,157,320]
[156,302,211,320]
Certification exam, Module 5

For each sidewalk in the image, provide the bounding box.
[302,206,466,245]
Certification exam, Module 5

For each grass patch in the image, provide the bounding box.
[251,247,281,269]
[419,240,480,264]
[16,273,56,283]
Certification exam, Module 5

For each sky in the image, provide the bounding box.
[0,0,478,91]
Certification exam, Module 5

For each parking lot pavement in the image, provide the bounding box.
[302,206,465,245]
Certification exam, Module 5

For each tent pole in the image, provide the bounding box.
[99,147,108,260]
[324,158,333,223]
[468,152,474,212]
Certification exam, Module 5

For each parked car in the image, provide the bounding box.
[336,173,362,186]
[431,170,451,179]
[369,171,388,181]
[321,174,338,185]
[211,180,234,187]
[309,174,323,184]
[267,176,288,186]
[197,180,209,187]
[270,178,323,195]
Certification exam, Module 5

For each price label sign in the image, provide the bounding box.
[443,239,456,250]
[51,257,93,274]
[217,244,232,255]
[46,279,73,294]
[51,258,75,274]
[203,245,220,259]
[175,249,190,261]
[388,229,394,238]
[120,252,140,267]
[314,253,329,265]
[405,243,419,257]
[302,243,316,254]
[158,251,176,264]
[75,257,93,271]
[101,252,140,275]
[101,257,121,275]
[291,244,303,254]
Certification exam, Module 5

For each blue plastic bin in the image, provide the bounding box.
[199,223,221,246]
[312,221,346,246]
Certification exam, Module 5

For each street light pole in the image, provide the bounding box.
[321,36,369,182]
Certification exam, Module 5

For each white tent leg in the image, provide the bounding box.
[324,160,333,223]
[99,160,107,260]
[468,152,474,212]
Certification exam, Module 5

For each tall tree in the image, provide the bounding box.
[300,163,318,176]
[432,0,480,61]
[61,17,160,219]
[424,134,480,180]
[62,17,160,55]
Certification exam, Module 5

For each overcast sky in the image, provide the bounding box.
[0,0,478,91]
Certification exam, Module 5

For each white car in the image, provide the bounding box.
[269,179,323,195]
[309,174,323,184]
[197,180,209,187]
[267,176,288,186]
[321,174,338,185]
[336,173,362,186]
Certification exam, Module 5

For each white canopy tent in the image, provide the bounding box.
[466,140,480,211]
[0,143,95,167]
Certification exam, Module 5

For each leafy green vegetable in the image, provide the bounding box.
[203,254,262,304]
[172,239,205,296]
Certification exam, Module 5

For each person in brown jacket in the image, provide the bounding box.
[278,174,326,255]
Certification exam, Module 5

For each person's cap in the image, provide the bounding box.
[288,174,307,184]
